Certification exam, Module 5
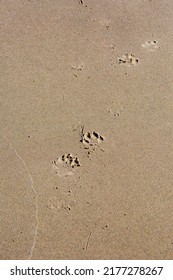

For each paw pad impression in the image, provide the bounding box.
[53,153,81,169]
[141,40,159,51]
[118,53,139,65]
[81,131,104,145]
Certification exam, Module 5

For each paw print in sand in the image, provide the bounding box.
[52,154,81,177]
[107,105,126,117]
[141,40,159,51]
[118,53,139,65]
[61,154,81,168]
[81,130,104,147]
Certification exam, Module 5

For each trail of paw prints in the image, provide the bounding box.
[52,153,81,177]
[118,53,139,66]
[80,128,105,155]
[141,40,159,51]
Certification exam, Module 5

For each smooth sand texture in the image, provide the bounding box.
[0,0,173,259]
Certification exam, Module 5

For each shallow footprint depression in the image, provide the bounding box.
[52,153,81,177]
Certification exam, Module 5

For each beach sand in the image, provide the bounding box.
[0,0,173,259]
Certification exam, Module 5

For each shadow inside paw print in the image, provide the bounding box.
[71,63,84,71]
[118,53,139,65]
[141,40,159,51]
[59,154,81,168]
[52,154,81,176]
[107,105,126,118]
[81,130,104,146]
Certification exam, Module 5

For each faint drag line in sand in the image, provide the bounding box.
[83,232,92,253]
[0,131,39,259]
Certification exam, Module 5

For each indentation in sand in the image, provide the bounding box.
[118,53,139,65]
[141,40,159,51]
[104,43,115,49]
[71,63,84,71]
[81,130,105,145]
[99,19,111,30]
[80,127,105,156]
[47,196,76,213]
[52,153,81,177]
[107,105,126,117]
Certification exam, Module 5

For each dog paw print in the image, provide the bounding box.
[71,63,84,71]
[141,40,159,51]
[99,19,111,30]
[80,130,105,155]
[61,154,81,168]
[81,131,104,145]
[47,197,76,213]
[52,154,81,177]
[107,106,125,117]
[118,53,139,65]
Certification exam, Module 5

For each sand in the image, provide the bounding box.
[0,0,173,260]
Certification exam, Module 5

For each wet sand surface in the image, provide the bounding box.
[0,0,173,259]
